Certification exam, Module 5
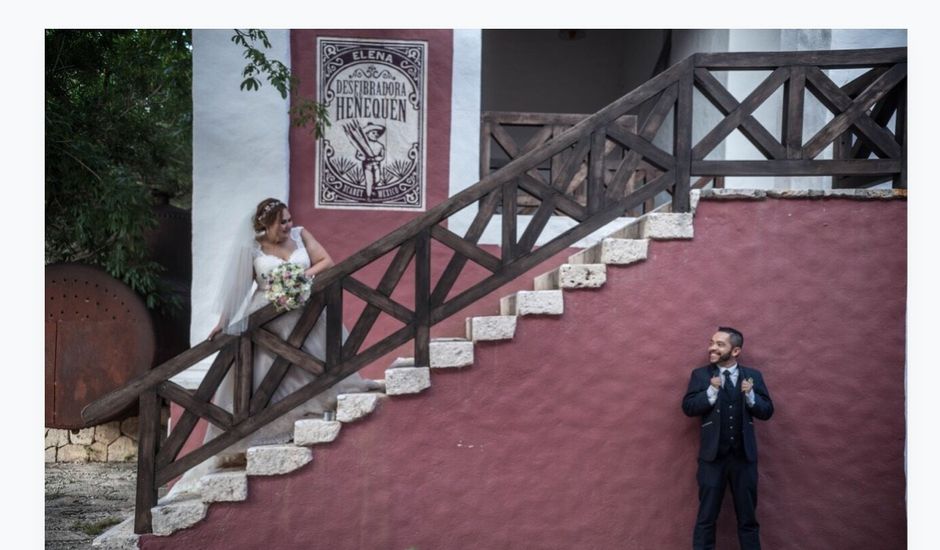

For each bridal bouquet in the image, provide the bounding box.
[264,263,312,312]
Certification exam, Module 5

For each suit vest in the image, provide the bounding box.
[717,379,745,457]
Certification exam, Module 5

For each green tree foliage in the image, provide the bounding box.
[232,29,330,137]
[46,29,326,313]
[45,30,192,312]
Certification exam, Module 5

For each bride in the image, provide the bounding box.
[165,198,380,499]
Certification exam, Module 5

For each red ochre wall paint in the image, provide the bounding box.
[147,198,907,549]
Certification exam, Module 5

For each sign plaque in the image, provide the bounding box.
[316,37,428,211]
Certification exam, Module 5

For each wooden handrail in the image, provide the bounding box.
[80,47,906,534]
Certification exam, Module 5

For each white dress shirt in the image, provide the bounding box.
[706,364,756,407]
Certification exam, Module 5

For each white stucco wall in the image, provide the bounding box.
[177,29,291,388]
[447,29,483,233]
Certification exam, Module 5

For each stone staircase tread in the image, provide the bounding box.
[385,366,432,395]
[500,290,564,316]
[465,315,517,341]
[246,445,313,476]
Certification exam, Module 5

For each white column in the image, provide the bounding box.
[180,29,291,388]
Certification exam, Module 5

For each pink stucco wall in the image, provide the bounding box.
[146,197,907,549]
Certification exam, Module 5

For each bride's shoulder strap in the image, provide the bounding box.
[291,226,304,243]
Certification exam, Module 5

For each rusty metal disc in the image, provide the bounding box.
[45,263,155,429]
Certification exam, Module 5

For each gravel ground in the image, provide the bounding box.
[44,462,148,549]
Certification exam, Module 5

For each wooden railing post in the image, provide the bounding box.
[588,129,606,214]
[480,116,492,179]
[893,79,907,189]
[414,229,431,367]
[672,60,694,212]
[133,388,161,534]
[326,281,343,369]
[501,179,518,265]
[233,334,252,424]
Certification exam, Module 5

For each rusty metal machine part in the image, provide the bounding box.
[46,263,156,429]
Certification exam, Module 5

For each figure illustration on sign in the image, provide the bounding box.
[343,120,386,198]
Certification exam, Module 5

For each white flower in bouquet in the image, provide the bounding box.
[263,263,312,312]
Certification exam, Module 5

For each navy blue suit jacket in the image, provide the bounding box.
[682,365,774,463]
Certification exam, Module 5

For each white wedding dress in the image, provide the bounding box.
[164,226,376,500]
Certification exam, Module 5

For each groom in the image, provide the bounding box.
[681,327,774,550]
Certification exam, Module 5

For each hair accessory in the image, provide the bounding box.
[257,200,282,222]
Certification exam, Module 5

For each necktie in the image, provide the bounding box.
[723,370,735,394]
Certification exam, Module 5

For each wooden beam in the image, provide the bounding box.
[248,294,328,415]
[251,327,325,376]
[850,87,900,159]
[692,159,900,176]
[518,173,588,221]
[82,334,237,426]
[234,335,252,424]
[840,66,890,98]
[480,119,492,179]
[894,79,907,189]
[673,64,693,212]
[501,179,518,265]
[430,225,502,273]
[414,229,431,367]
[604,124,676,171]
[482,112,593,126]
[155,344,236,469]
[325,282,343,370]
[430,190,500,307]
[342,276,415,325]
[693,68,788,160]
[133,388,161,534]
[692,67,789,160]
[157,381,234,430]
[344,241,415,358]
[551,137,591,191]
[695,47,906,70]
[782,66,806,159]
[607,84,680,201]
[803,64,906,159]
[588,130,606,214]
[517,194,557,254]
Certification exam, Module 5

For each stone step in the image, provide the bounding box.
[197,469,248,503]
[92,517,138,549]
[294,418,342,445]
[246,444,313,476]
[465,315,517,342]
[430,338,474,368]
[639,212,694,239]
[336,392,387,422]
[569,238,649,266]
[384,366,431,395]
[151,496,208,536]
[499,290,564,316]
[533,263,607,290]
[387,338,474,369]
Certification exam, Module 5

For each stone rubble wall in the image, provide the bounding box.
[45,409,169,463]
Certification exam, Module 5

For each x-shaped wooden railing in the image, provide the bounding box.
[82,47,905,534]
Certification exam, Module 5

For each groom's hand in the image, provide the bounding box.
[710,375,721,389]
[741,378,754,393]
